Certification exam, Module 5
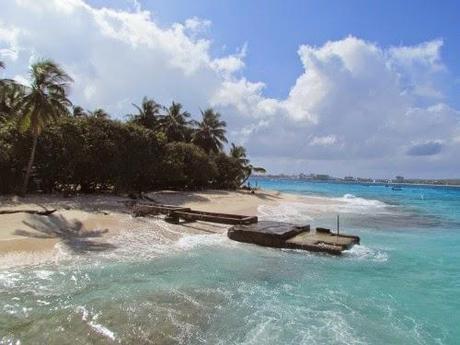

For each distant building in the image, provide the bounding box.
[395,176,405,183]
[313,174,331,181]
[357,177,373,182]
[299,173,309,180]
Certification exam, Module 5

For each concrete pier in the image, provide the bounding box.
[132,203,360,255]
[228,221,359,255]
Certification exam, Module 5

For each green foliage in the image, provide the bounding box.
[0,82,25,122]
[72,105,88,117]
[128,97,161,130]
[113,123,166,192]
[89,108,110,119]
[158,102,192,142]
[0,120,29,194]
[192,108,227,154]
[211,152,242,189]
[0,114,263,193]
[230,143,266,186]
[17,59,73,195]
[162,142,217,189]
[0,59,265,195]
[18,60,72,135]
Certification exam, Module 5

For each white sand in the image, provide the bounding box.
[0,189,347,267]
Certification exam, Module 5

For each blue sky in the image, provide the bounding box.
[88,0,460,105]
[1,0,460,178]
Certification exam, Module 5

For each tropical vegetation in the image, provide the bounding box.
[0,59,265,195]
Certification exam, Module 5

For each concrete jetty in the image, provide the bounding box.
[132,203,359,255]
[133,203,258,225]
[228,221,359,255]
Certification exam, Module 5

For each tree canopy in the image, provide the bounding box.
[192,108,227,154]
[0,58,265,195]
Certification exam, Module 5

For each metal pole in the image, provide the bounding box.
[335,214,340,245]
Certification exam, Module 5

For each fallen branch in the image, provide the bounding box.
[0,209,57,216]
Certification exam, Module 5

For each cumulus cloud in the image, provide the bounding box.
[241,37,460,176]
[0,1,459,177]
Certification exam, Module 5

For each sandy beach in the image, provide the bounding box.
[0,189,330,266]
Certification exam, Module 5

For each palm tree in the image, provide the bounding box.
[0,62,25,121]
[192,108,227,154]
[230,143,266,186]
[158,102,192,142]
[18,59,73,195]
[129,97,161,130]
[72,105,88,117]
[0,60,14,95]
[90,108,109,119]
[0,82,25,121]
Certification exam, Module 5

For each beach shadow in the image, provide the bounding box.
[148,191,210,205]
[14,214,116,254]
[0,194,131,215]
[234,190,283,201]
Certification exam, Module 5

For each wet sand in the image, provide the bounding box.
[0,190,344,267]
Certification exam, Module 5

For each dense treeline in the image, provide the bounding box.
[0,59,265,195]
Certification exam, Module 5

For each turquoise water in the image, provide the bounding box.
[1,179,460,344]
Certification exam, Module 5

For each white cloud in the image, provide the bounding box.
[239,36,460,176]
[0,1,459,177]
[310,135,337,146]
[211,44,247,76]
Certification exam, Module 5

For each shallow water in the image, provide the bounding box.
[1,179,459,344]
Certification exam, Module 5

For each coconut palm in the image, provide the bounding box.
[90,108,109,119]
[230,143,266,186]
[129,97,161,130]
[18,59,73,195]
[192,108,227,154]
[0,62,25,121]
[0,60,15,94]
[158,102,192,142]
[0,82,25,121]
[72,105,88,117]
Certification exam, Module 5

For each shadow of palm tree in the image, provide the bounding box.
[147,191,210,205]
[235,190,282,201]
[14,214,116,253]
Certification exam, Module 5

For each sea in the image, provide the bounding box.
[1,178,459,344]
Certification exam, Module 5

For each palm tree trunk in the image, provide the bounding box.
[241,171,252,186]
[21,133,38,195]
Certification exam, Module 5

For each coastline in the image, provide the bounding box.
[257,177,460,188]
[0,189,320,267]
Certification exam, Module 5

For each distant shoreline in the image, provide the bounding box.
[252,176,460,188]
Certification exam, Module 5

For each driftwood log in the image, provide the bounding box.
[0,209,57,216]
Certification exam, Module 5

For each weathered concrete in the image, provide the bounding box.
[132,203,360,255]
[228,221,359,255]
[132,203,258,225]
[170,210,257,225]
[133,204,190,217]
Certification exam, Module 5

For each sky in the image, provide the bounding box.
[0,0,459,178]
